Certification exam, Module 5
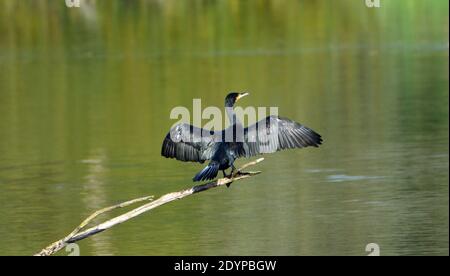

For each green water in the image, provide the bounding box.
[0,0,448,256]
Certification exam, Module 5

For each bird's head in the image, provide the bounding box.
[225,92,249,107]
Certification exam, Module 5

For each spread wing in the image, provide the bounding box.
[161,123,219,163]
[240,116,322,157]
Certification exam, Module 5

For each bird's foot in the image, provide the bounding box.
[224,172,233,188]
[223,174,232,179]
[222,170,232,179]
[225,171,250,188]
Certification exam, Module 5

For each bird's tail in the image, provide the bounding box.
[193,162,220,182]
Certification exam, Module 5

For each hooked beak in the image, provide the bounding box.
[236,92,249,101]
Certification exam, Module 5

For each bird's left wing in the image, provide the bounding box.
[161,123,219,163]
[240,115,322,157]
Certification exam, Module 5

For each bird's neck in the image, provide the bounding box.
[226,106,241,126]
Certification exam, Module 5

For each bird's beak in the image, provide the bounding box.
[236,92,249,101]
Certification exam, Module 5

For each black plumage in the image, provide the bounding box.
[161,92,322,182]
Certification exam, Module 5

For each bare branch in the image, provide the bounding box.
[34,158,264,256]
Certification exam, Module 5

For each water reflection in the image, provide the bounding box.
[81,149,114,255]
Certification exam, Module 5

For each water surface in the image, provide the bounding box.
[0,0,448,255]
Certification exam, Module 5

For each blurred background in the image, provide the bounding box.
[0,0,448,255]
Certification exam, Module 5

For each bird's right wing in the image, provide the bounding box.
[161,123,218,163]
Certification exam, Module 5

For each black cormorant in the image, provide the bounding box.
[161,92,322,182]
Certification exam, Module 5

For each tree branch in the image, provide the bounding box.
[34,158,264,256]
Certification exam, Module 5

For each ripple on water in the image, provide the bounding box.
[327,174,386,183]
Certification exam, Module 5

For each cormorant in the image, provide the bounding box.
[161,92,322,182]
